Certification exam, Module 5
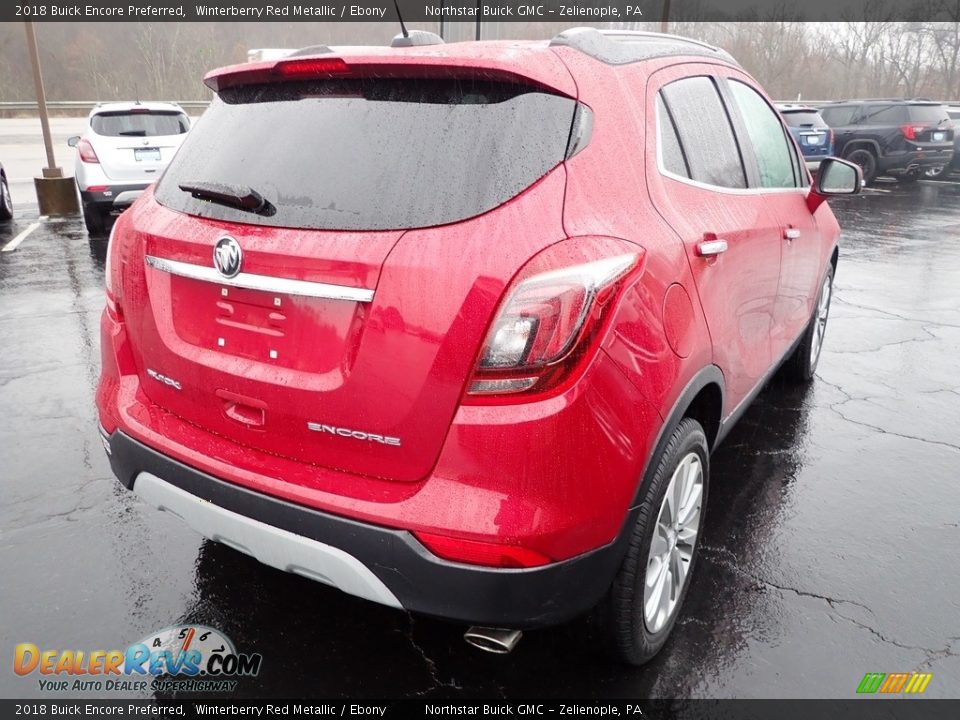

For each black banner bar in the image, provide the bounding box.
[2,700,960,719]
[4,0,960,23]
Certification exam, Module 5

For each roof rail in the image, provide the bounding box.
[831,97,940,103]
[549,27,737,66]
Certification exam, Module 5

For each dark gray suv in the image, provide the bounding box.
[821,100,954,185]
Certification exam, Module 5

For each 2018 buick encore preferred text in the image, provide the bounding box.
[96,28,860,664]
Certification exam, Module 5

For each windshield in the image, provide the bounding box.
[155,78,579,231]
[91,110,190,137]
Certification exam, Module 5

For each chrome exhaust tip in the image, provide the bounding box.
[463,627,522,654]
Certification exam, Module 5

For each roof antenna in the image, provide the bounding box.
[393,0,409,39]
[389,0,445,47]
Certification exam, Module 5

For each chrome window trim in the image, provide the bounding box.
[655,92,809,197]
[144,255,375,303]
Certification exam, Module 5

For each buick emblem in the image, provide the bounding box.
[213,236,242,279]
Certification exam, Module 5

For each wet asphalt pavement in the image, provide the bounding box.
[1,180,959,700]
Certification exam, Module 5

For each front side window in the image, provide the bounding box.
[658,76,746,189]
[728,81,800,189]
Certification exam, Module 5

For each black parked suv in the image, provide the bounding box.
[925,105,960,179]
[821,100,954,185]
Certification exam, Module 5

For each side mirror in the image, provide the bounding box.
[807,157,861,212]
[67,136,80,148]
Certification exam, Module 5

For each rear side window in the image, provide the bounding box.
[861,105,907,124]
[91,111,189,137]
[155,78,578,231]
[658,76,746,188]
[728,81,801,189]
[821,106,858,126]
[781,110,827,129]
[657,98,690,178]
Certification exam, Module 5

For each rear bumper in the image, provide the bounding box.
[879,148,955,175]
[103,427,631,628]
[81,183,150,209]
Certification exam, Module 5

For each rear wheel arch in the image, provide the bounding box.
[681,382,723,452]
[629,364,724,508]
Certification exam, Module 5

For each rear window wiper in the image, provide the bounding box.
[178,181,275,216]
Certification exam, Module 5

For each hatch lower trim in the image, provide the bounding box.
[145,255,375,302]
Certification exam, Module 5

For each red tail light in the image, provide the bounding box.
[104,223,123,321]
[466,252,640,400]
[77,138,99,164]
[273,57,350,78]
[828,128,835,145]
[900,123,929,140]
[415,531,552,568]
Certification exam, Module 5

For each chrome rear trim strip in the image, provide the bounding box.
[144,255,375,302]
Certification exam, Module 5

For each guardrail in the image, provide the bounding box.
[0,100,210,117]
[1,99,957,118]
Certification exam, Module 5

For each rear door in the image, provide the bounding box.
[124,74,578,483]
[89,109,190,181]
[645,68,781,412]
[905,103,955,154]
[821,104,861,156]
[724,79,825,352]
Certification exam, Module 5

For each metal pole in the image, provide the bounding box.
[24,21,61,178]
[660,0,670,33]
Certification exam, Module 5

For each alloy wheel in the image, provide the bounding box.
[643,452,704,634]
[809,273,832,368]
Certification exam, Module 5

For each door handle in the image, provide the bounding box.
[697,239,728,257]
[784,228,801,240]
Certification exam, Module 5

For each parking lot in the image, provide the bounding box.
[2,123,960,698]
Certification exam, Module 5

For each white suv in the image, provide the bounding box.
[69,102,190,234]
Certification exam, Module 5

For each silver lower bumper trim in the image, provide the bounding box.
[133,472,402,609]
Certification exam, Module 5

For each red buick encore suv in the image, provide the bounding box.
[96,28,860,664]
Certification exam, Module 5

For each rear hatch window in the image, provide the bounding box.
[908,104,950,123]
[782,110,827,128]
[155,78,579,231]
[92,110,189,137]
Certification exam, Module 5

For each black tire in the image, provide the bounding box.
[924,164,950,180]
[844,148,878,186]
[781,264,835,384]
[83,203,107,236]
[599,417,709,666]
[0,174,12,221]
